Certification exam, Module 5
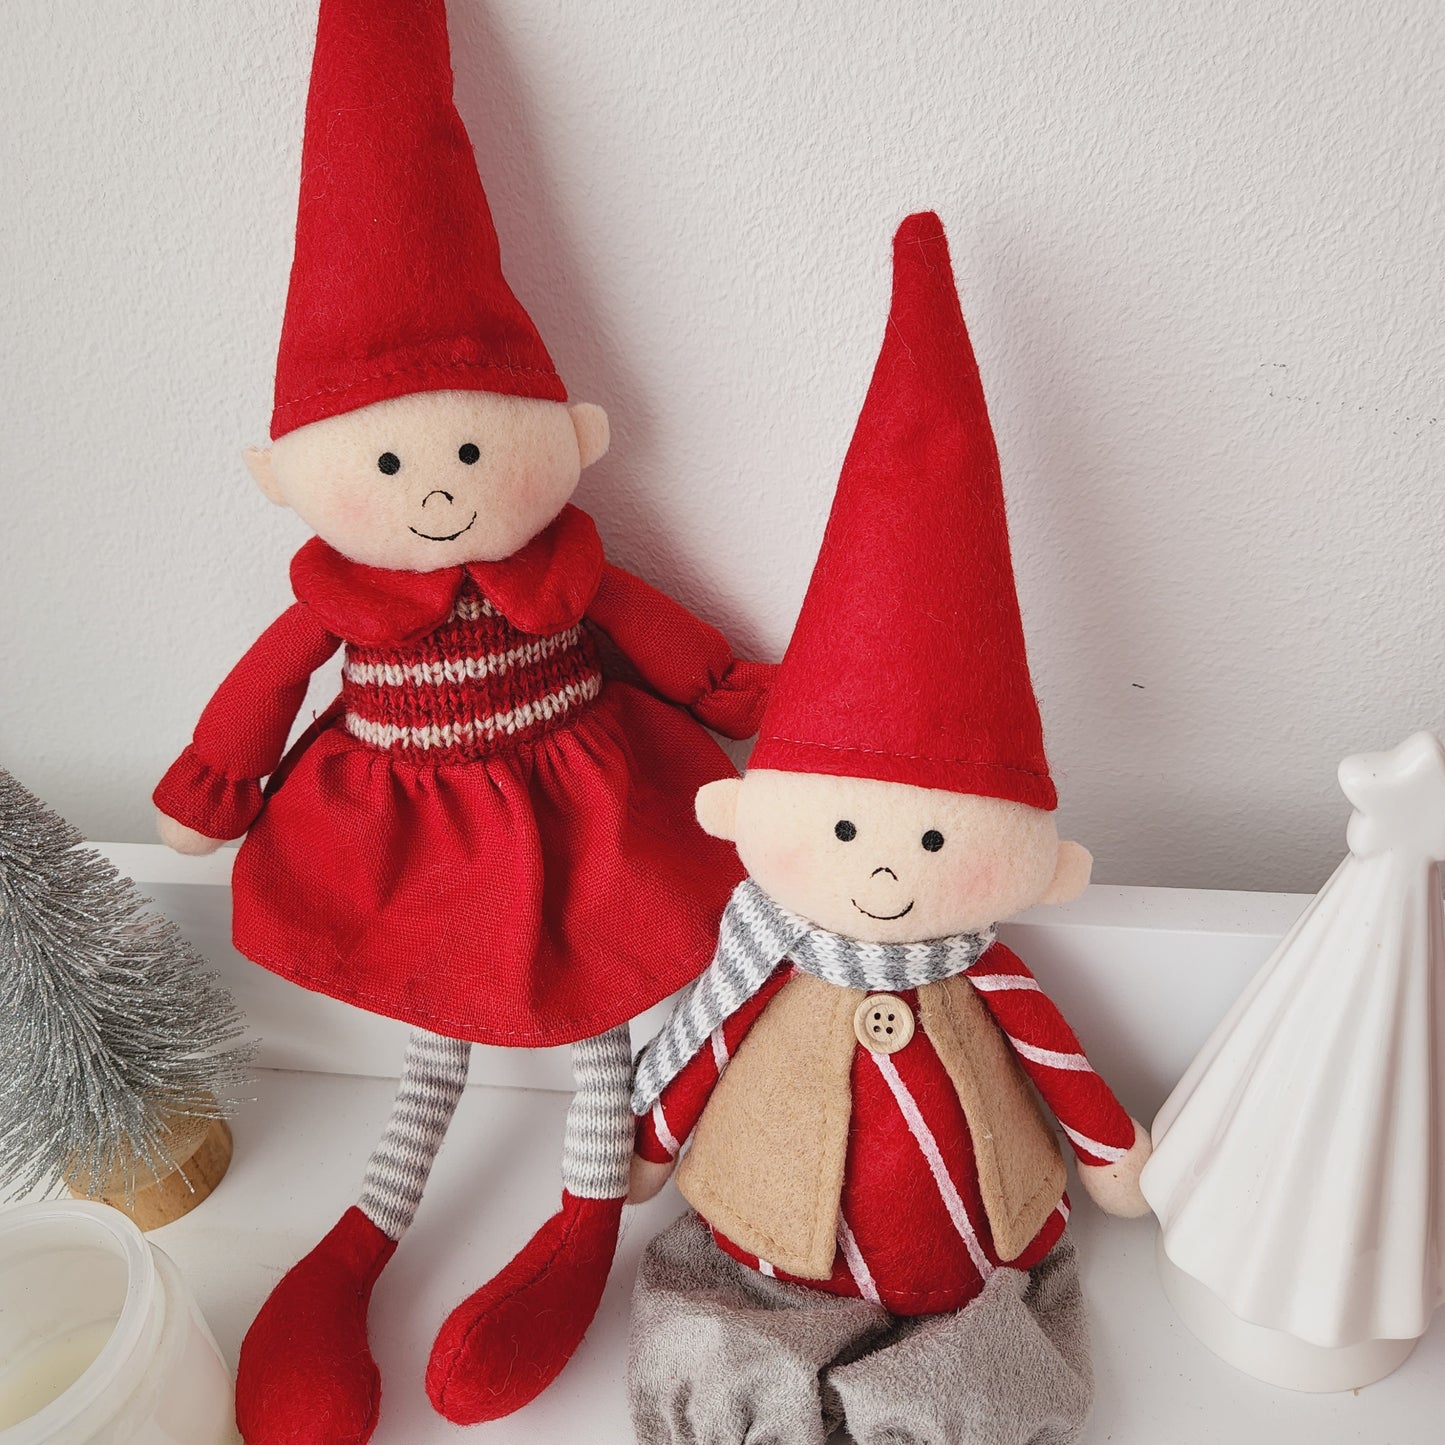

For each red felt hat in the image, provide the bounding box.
[749,212,1056,809]
[269,0,565,439]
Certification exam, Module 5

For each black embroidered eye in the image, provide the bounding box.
[921,830,945,852]
[377,452,401,475]
[458,442,480,465]
[835,820,857,842]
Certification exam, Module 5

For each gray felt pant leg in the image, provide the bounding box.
[828,1236,1094,1445]
[357,1029,471,1241]
[629,1211,891,1445]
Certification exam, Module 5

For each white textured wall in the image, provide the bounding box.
[3,0,1442,893]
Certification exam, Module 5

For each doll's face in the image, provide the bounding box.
[697,770,1092,942]
[245,390,609,571]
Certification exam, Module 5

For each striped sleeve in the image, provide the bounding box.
[966,943,1135,1166]
[635,964,792,1162]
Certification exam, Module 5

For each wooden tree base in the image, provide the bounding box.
[69,1117,234,1232]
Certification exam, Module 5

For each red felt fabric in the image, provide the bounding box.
[235,1206,397,1445]
[426,1193,623,1424]
[588,562,774,740]
[963,943,1135,1165]
[153,603,341,839]
[290,504,604,645]
[715,1009,1067,1315]
[289,540,459,649]
[749,212,1056,809]
[647,942,1134,1315]
[153,509,770,1046]
[271,0,564,438]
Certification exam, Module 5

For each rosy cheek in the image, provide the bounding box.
[316,498,386,548]
[769,840,809,880]
[926,861,998,911]
[305,478,382,534]
[343,492,381,528]
[967,863,999,897]
[484,468,550,532]
[485,465,522,504]
[746,838,817,897]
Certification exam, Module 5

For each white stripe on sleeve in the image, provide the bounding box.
[966,974,1042,992]
[1007,1036,1093,1071]
[1061,1123,1130,1163]
[651,1101,681,1159]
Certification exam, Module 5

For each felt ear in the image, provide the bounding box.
[569,403,610,468]
[1040,841,1092,905]
[695,777,742,841]
[243,447,284,506]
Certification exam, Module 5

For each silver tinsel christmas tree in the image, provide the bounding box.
[0,766,251,1202]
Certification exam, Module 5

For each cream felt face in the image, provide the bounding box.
[245,390,609,571]
[697,770,1092,942]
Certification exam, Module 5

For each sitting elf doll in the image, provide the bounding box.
[628,213,1152,1445]
[153,1,770,1440]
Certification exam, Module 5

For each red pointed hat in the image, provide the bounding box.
[749,212,1056,809]
[269,0,565,438]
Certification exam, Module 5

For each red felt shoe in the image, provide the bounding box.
[235,1207,397,1445]
[425,1192,624,1423]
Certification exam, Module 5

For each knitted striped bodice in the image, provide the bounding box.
[341,581,603,759]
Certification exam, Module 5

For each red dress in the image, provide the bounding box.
[154,507,768,1046]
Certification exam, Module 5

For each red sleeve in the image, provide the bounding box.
[153,603,341,839]
[635,964,793,1162]
[965,943,1136,1167]
[586,563,775,739]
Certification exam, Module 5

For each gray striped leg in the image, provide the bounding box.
[358,1029,471,1240]
[561,1024,634,1200]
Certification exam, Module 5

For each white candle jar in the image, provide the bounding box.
[0,1201,238,1444]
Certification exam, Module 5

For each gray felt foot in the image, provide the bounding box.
[629,1212,890,1445]
[828,1239,1093,1445]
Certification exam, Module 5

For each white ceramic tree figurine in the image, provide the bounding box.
[1142,730,1445,1392]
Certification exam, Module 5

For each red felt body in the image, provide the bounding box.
[639,945,1134,1316]
[719,1007,1069,1316]
[271,0,565,437]
[154,509,766,1047]
[749,212,1056,810]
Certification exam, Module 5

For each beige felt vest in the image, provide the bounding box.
[675,971,1066,1279]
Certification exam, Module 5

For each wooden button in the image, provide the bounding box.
[854,994,915,1054]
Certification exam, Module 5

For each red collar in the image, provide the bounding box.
[290,505,605,645]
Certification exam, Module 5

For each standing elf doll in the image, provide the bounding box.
[628,213,1152,1445]
[152,1,771,1440]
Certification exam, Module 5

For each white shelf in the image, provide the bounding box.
[148,1068,1444,1445]
[94,843,1317,1115]
[82,849,1441,1439]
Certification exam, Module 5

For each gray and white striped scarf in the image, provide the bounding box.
[632,878,995,1114]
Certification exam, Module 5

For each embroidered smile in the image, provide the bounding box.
[409,512,478,542]
[851,899,915,921]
